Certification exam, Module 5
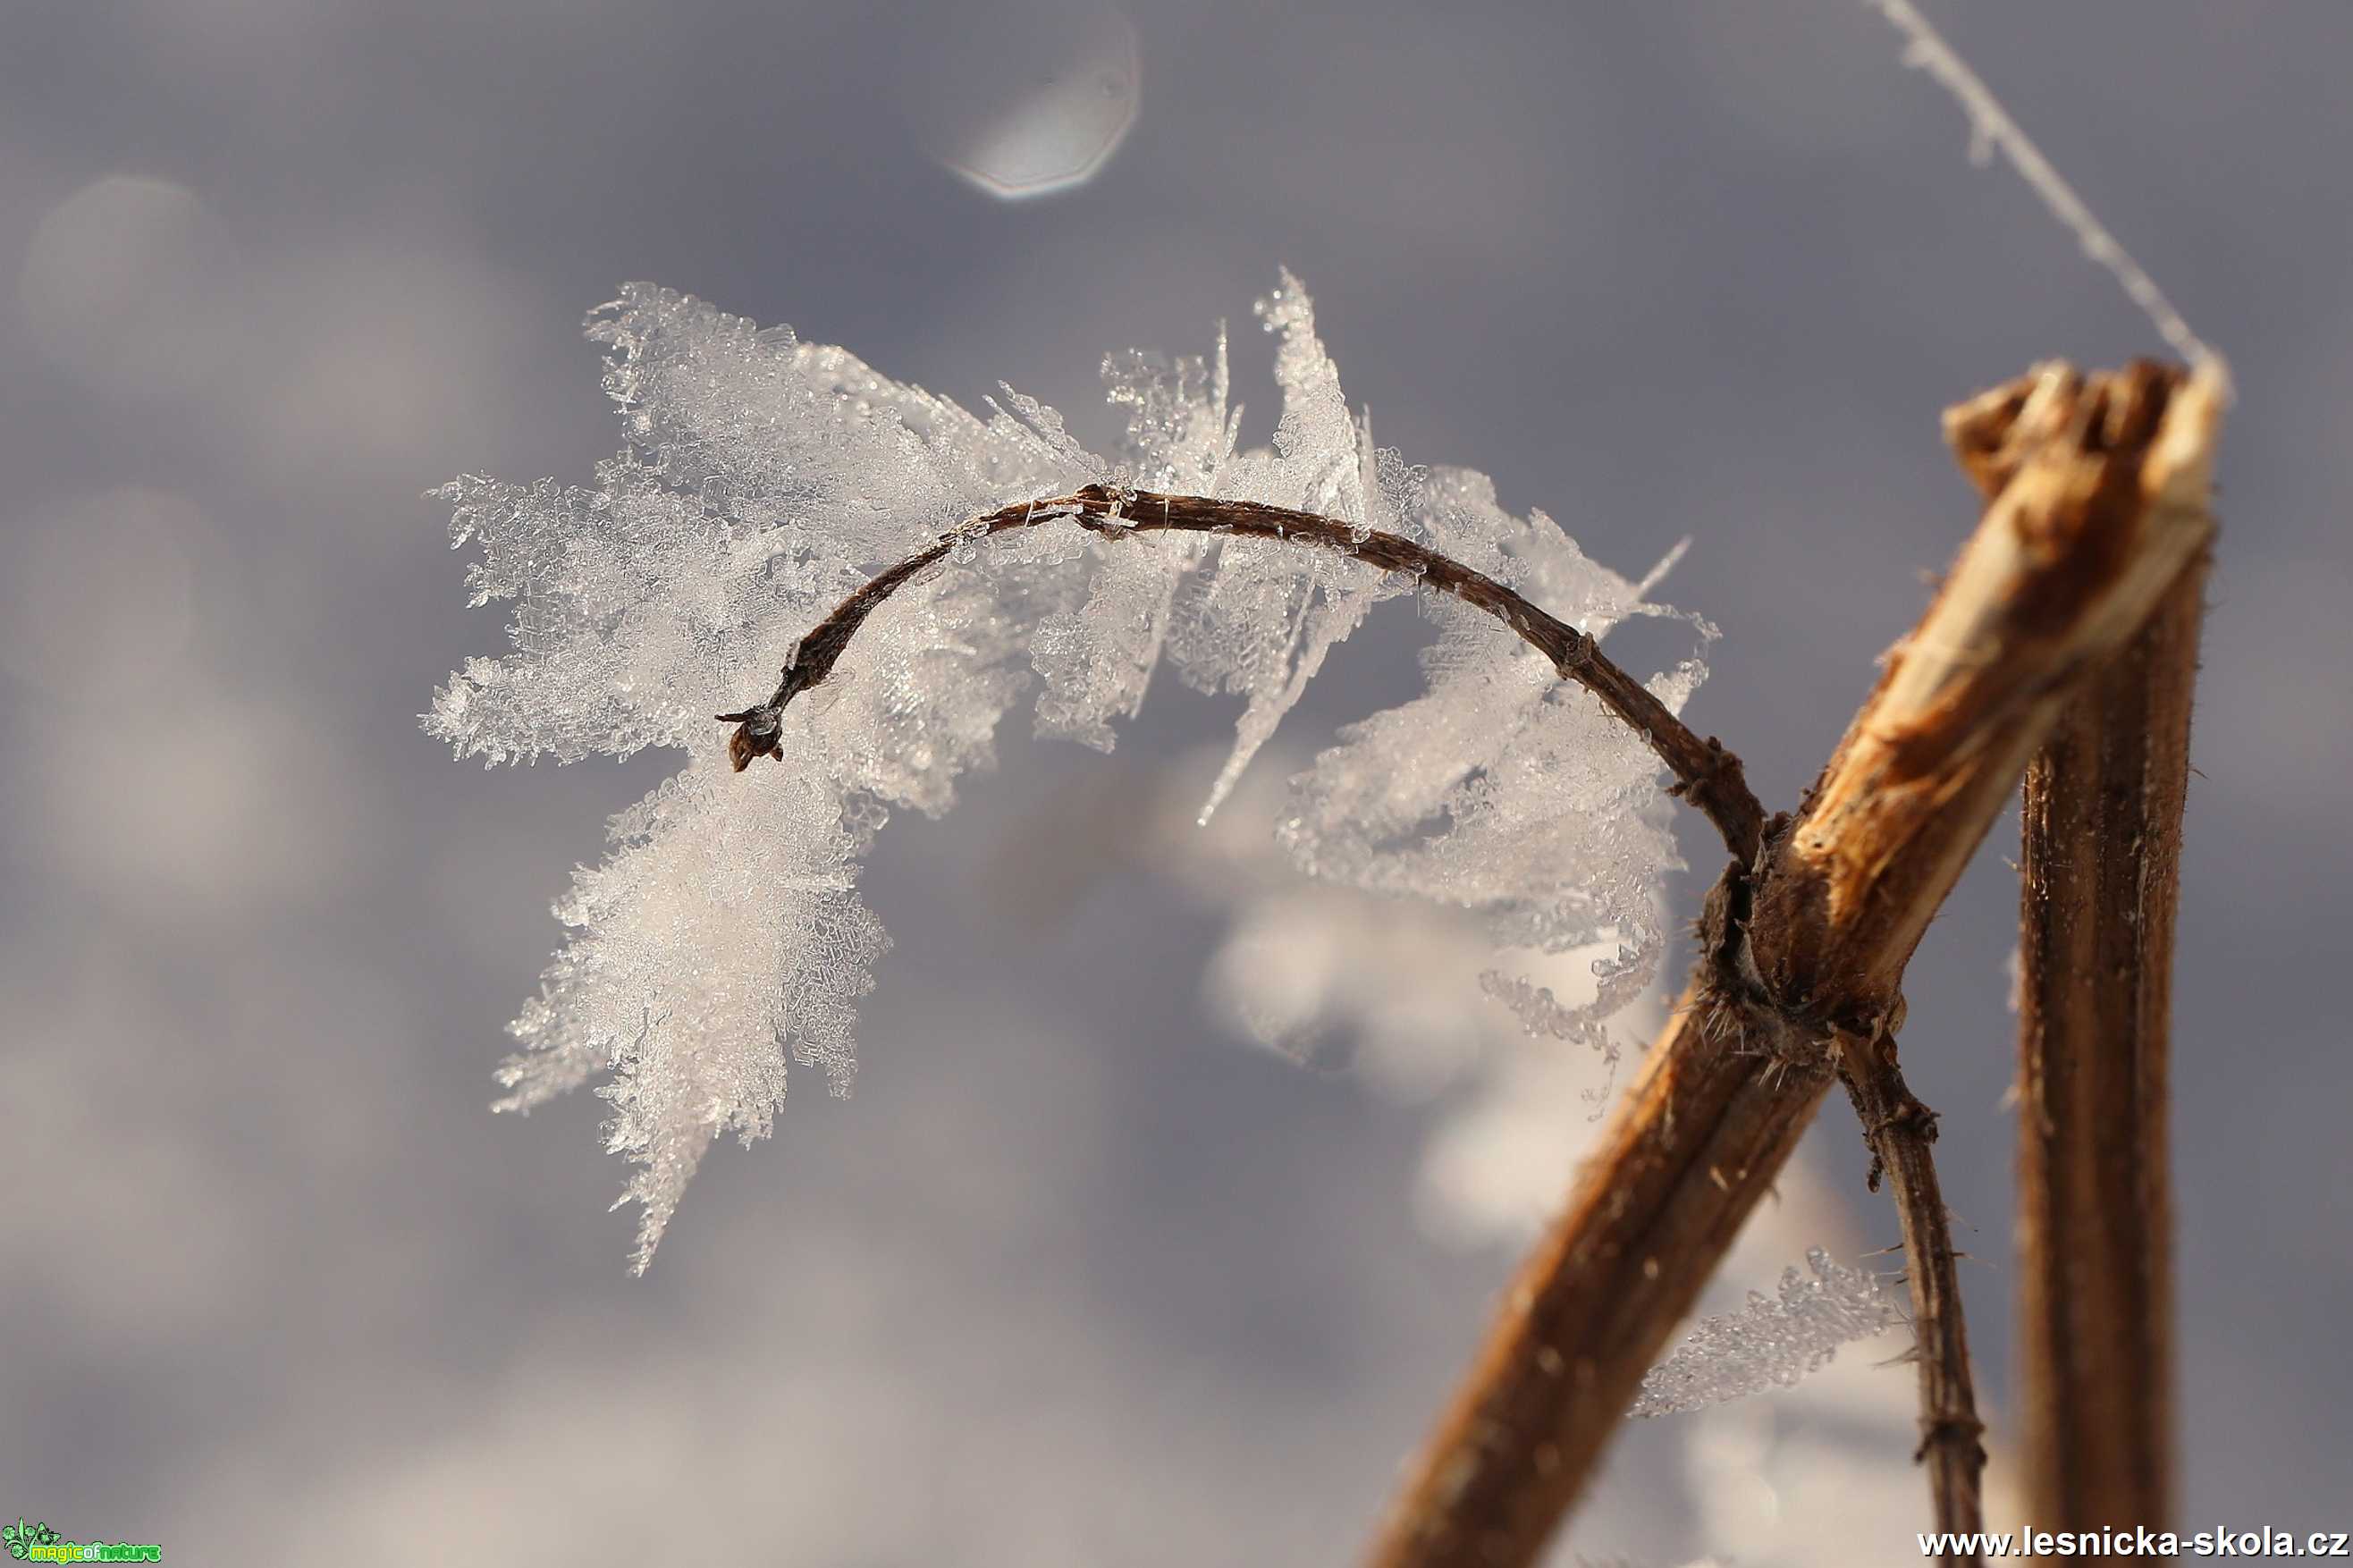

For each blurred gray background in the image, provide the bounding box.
[4,1,2347,1562]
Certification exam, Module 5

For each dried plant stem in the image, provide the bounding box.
[1367,982,1832,1568]
[2012,556,2204,1533]
[1368,358,2222,1568]
[715,362,2221,1564]
[719,485,1767,864]
[1835,1031,1986,1550]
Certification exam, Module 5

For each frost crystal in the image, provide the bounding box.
[428,276,1705,1269]
[1630,1249,1903,1418]
[1277,471,1705,1042]
[1868,0,2222,378]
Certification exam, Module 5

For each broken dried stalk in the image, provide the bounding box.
[1366,358,2222,1568]
[2011,535,2204,1533]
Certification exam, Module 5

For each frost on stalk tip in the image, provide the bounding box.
[1630,1249,1903,1418]
[427,275,1706,1269]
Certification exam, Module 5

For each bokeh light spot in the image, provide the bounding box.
[900,1,1140,200]
[0,486,203,697]
[18,173,240,398]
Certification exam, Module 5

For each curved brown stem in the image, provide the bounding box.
[717,484,1767,864]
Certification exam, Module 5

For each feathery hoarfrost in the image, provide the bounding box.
[1868,0,2223,380]
[1631,1249,1903,1418]
[427,274,1703,1269]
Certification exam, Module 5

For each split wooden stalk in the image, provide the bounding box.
[2012,504,2205,1538]
[1367,358,2222,1568]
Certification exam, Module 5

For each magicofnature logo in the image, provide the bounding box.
[0,1522,54,1560]
[4,1519,160,1563]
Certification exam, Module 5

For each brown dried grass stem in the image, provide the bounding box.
[1368,984,1832,1567]
[2012,556,2204,1533]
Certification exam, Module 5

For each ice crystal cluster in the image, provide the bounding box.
[427,273,1702,1269]
[1630,1249,1903,1419]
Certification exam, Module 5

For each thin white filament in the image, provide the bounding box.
[1867,0,2229,388]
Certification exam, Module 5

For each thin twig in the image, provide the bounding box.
[1835,1030,1986,1552]
[1367,358,2222,1568]
[718,485,1768,864]
[2011,539,2205,1532]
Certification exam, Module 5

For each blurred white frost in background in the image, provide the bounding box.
[18,174,241,399]
[898,0,1141,198]
[427,274,1699,1269]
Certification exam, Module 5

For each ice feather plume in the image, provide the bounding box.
[428,277,1705,1268]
